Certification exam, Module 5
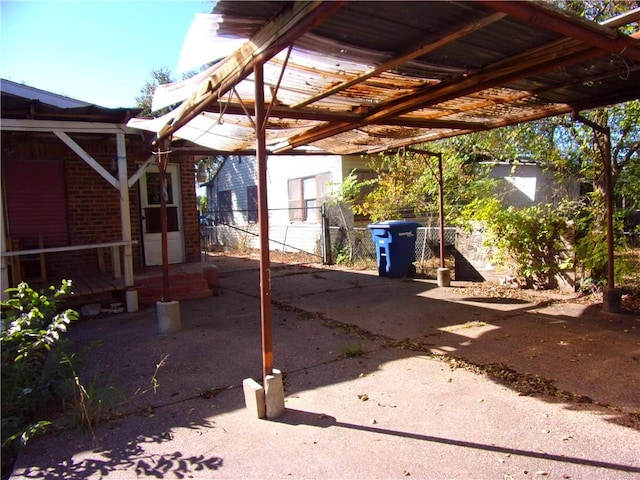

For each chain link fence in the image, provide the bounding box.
[201,205,456,268]
[329,225,456,264]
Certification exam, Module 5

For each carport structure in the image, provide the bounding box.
[132,1,640,384]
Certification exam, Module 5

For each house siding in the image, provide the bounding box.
[208,155,257,224]
[204,154,374,254]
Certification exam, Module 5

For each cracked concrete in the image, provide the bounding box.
[9,253,640,480]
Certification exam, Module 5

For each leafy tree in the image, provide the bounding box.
[443,100,639,285]
[135,67,174,117]
[460,198,574,289]
[555,0,640,33]
[135,61,220,117]
[349,148,498,222]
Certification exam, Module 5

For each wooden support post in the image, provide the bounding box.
[437,153,445,269]
[116,132,135,288]
[255,62,274,381]
[112,246,122,279]
[156,140,171,302]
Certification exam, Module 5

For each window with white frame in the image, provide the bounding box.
[288,172,331,222]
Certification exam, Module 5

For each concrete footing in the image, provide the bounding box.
[437,267,451,287]
[157,300,181,334]
[242,378,266,418]
[265,369,285,418]
[126,289,139,313]
[203,265,219,288]
[603,287,623,313]
[243,368,285,419]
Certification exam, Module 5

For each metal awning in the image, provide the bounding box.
[127,1,640,386]
[1,79,140,123]
[129,0,640,155]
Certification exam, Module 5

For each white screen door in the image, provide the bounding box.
[140,163,185,265]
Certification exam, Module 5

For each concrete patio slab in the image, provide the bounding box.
[8,254,639,480]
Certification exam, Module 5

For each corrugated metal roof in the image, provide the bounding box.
[132,1,640,155]
[1,78,140,123]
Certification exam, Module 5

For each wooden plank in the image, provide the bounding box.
[70,276,91,297]
[157,1,346,141]
[83,275,105,295]
[1,119,137,134]
[1,240,137,257]
[292,12,507,109]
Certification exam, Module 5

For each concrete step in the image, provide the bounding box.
[135,271,207,288]
[135,272,212,306]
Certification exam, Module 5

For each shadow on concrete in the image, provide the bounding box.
[456,296,532,304]
[17,428,223,480]
[272,409,640,474]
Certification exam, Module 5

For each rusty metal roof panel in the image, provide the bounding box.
[134,1,640,154]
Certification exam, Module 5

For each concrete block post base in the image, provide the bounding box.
[157,300,181,334]
[265,369,285,418]
[126,289,139,313]
[203,265,219,288]
[243,378,266,418]
[437,267,451,287]
[603,287,623,313]
[243,368,285,419]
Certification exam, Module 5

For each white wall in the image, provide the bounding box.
[205,154,372,254]
[486,163,579,207]
[266,154,344,224]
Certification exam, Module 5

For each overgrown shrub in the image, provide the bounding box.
[1,281,78,460]
[460,198,573,289]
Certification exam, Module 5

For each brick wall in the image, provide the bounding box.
[178,156,200,263]
[2,131,200,282]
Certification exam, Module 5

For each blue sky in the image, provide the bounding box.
[1,1,212,108]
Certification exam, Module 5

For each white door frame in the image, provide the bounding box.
[139,163,185,266]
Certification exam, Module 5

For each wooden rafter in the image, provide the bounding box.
[290,11,507,109]
[149,1,640,156]
[479,1,640,61]
[275,32,620,152]
[157,1,346,142]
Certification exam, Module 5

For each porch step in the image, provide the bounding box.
[135,270,212,306]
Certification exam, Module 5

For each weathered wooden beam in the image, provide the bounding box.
[203,103,486,130]
[53,130,119,189]
[156,1,345,142]
[291,12,506,109]
[278,38,609,151]
[1,119,135,134]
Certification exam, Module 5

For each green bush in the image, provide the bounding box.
[333,246,351,265]
[1,281,78,454]
[461,199,573,289]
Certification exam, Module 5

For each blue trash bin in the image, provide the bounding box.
[368,221,419,278]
